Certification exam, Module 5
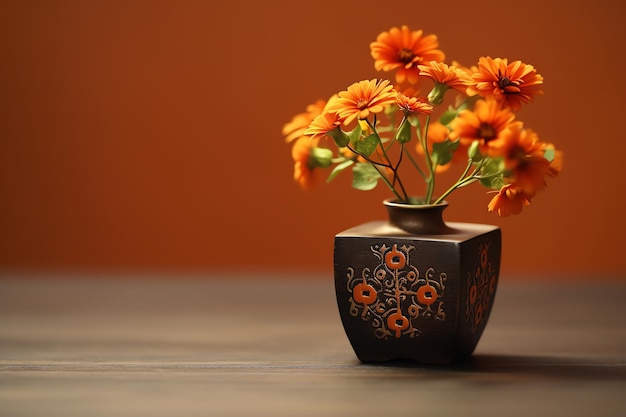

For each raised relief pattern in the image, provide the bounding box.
[465,241,497,333]
[347,243,446,339]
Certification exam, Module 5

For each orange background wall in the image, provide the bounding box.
[1,0,625,278]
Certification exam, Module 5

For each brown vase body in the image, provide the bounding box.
[333,200,501,365]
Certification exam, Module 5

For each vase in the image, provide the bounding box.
[333,198,501,365]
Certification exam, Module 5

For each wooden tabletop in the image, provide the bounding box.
[1,274,625,417]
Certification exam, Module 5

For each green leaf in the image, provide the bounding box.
[352,162,380,191]
[544,147,555,162]
[431,140,456,166]
[479,174,505,190]
[326,159,354,183]
[481,157,504,175]
[439,108,458,126]
[478,157,505,189]
[347,123,363,143]
[328,128,350,148]
[354,134,379,157]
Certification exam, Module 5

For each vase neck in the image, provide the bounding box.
[384,198,452,235]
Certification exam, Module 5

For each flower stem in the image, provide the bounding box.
[420,115,435,204]
[434,159,475,204]
[346,143,407,201]
[367,120,409,201]
[372,164,404,201]
[434,176,478,204]
[433,156,496,204]
[403,147,427,180]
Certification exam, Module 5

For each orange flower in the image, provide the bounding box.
[291,137,319,190]
[468,57,544,111]
[370,26,445,85]
[282,100,326,143]
[501,125,546,168]
[418,61,473,94]
[449,98,521,157]
[499,125,556,196]
[488,184,532,216]
[304,111,342,141]
[395,91,433,115]
[328,79,397,126]
[514,162,550,196]
[451,60,478,77]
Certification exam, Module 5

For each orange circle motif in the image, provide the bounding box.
[353,283,377,306]
[384,244,406,269]
[469,284,477,305]
[387,311,409,338]
[480,247,489,268]
[417,284,437,306]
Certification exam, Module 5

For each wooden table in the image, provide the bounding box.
[1,275,625,416]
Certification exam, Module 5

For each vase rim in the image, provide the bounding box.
[383,197,448,209]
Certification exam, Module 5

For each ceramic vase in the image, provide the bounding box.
[333,198,501,365]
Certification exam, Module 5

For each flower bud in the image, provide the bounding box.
[427,83,450,105]
[309,146,333,168]
[328,127,350,148]
[396,119,412,143]
[468,140,482,162]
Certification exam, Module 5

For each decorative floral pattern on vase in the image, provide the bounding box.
[465,241,497,333]
[346,243,446,339]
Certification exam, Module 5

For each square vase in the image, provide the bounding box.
[334,217,501,365]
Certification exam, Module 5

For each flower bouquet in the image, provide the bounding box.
[283,25,562,216]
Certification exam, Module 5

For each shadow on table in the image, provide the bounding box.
[363,354,626,381]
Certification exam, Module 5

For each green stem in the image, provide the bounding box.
[434,176,478,204]
[402,147,427,180]
[393,143,409,199]
[377,116,403,154]
[346,144,406,201]
[434,159,476,204]
[371,163,404,201]
[420,115,435,204]
[433,156,502,204]
[367,120,393,163]
[367,120,409,201]
[346,144,390,169]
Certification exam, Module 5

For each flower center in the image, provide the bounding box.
[398,48,415,64]
[478,123,497,142]
[511,147,528,164]
[356,98,369,110]
[497,75,518,91]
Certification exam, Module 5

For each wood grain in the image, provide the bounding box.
[1,275,625,416]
